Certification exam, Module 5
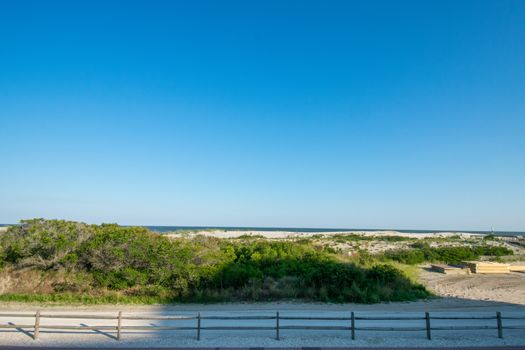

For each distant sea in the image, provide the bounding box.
[1,223,523,237]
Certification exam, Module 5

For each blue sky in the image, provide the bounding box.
[1,0,524,230]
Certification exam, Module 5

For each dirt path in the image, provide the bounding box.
[1,308,524,347]
[1,297,524,313]
[419,269,525,305]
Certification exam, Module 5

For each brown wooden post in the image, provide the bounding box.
[117,311,123,341]
[497,311,503,339]
[351,311,355,340]
[425,312,431,340]
[276,311,280,340]
[197,312,201,340]
[33,310,41,340]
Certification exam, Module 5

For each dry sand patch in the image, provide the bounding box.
[419,268,525,305]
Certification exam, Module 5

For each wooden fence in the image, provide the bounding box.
[1,311,524,341]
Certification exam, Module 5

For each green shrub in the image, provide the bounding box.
[0,219,432,303]
[384,245,513,264]
[0,219,96,269]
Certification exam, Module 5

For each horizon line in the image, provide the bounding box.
[2,222,524,234]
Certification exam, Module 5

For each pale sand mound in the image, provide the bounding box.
[166,229,480,240]
[419,268,525,305]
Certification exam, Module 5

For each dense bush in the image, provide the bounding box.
[330,234,414,243]
[384,244,513,265]
[0,219,431,303]
[0,219,96,269]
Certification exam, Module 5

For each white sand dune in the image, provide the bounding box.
[166,229,482,240]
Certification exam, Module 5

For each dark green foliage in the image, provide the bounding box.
[330,234,415,243]
[384,249,426,265]
[234,234,265,240]
[0,219,96,269]
[0,219,432,303]
[384,245,513,265]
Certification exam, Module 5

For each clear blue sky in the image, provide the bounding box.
[1,0,524,230]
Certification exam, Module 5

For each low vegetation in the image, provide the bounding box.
[328,234,415,243]
[381,243,513,265]
[0,219,430,304]
[1,219,514,305]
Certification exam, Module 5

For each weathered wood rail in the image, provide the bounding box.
[0,311,524,341]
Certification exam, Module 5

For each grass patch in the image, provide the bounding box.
[233,234,266,239]
[327,234,416,243]
[0,293,172,305]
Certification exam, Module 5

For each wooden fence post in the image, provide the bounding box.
[425,312,431,340]
[197,312,201,341]
[276,311,280,340]
[33,310,41,340]
[117,311,123,341]
[6,309,517,343]
[351,311,355,340]
[497,312,503,339]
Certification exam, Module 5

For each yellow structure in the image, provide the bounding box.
[464,261,509,274]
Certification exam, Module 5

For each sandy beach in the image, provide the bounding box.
[165,228,525,256]
[420,269,525,305]
[165,229,484,240]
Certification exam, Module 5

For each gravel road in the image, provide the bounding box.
[1,301,525,348]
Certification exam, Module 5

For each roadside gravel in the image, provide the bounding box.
[1,302,524,347]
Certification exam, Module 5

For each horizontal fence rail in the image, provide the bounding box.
[1,311,524,341]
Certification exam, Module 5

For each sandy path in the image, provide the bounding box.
[420,270,525,305]
[0,306,524,347]
[1,298,525,312]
